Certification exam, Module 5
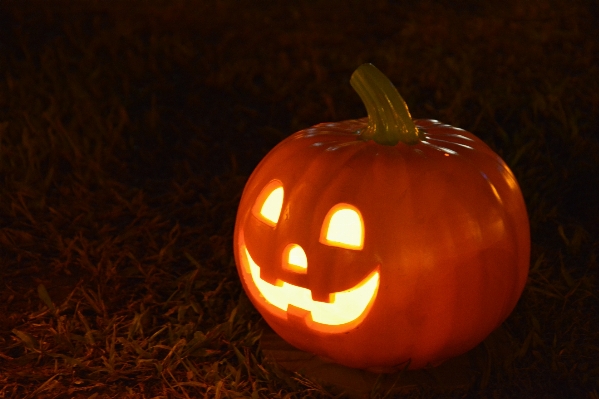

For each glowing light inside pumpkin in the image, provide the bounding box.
[254,182,284,226]
[260,186,284,224]
[284,244,308,273]
[242,247,379,326]
[321,204,364,250]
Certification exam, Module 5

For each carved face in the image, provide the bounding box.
[237,179,380,333]
[233,119,530,371]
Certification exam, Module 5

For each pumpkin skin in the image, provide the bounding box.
[233,66,530,371]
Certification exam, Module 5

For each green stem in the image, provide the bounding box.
[350,63,420,146]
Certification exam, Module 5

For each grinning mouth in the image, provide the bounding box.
[240,245,379,331]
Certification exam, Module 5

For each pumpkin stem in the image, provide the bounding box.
[350,63,420,146]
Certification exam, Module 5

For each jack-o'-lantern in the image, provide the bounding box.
[233,64,530,371]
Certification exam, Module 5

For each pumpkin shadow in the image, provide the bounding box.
[260,321,512,397]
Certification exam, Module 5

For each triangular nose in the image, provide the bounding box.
[285,244,307,273]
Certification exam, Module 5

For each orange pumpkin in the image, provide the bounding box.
[233,64,530,371]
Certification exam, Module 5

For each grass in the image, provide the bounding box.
[0,0,598,397]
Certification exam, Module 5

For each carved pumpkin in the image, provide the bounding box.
[233,64,530,371]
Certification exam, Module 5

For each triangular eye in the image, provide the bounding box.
[320,204,364,250]
[252,180,284,227]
